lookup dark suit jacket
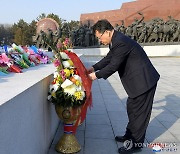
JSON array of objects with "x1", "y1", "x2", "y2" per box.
[{"x1": 93, "y1": 30, "x2": 160, "y2": 98}]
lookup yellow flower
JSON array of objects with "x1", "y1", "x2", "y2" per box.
[
  {"x1": 70, "y1": 69, "x2": 74, "y2": 75},
  {"x1": 51, "y1": 91, "x2": 56, "y2": 98},
  {"x1": 74, "y1": 91, "x2": 82, "y2": 100},
  {"x1": 63, "y1": 68, "x2": 71, "y2": 77},
  {"x1": 67, "y1": 59, "x2": 73, "y2": 66},
  {"x1": 75, "y1": 80, "x2": 81, "y2": 86},
  {"x1": 56, "y1": 76, "x2": 63, "y2": 84},
  {"x1": 74, "y1": 91, "x2": 85, "y2": 100}
]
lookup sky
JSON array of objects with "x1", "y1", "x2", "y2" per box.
[{"x1": 0, "y1": 0, "x2": 133, "y2": 24}]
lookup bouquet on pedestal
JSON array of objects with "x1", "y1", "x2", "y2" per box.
[
  {"x1": 47, "y1": 42, "x2": 86, "y2": 107},
  {"x1": 44, "y1": 36, "x2": 92, "y2": 153},
  {"x1": 47, "y1": 37, "x2": 92, "y2": 109}
]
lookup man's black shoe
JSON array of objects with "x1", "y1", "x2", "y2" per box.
[
  {"x1": 115, "y1": 136, "x2": 129, "y2": 142},
  {"x1": 118, "y1": 146, "x2": 142, "y2": 154}
]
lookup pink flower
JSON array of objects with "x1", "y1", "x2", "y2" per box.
[
  {"x1": 54, "y1": 59, "x2": 61, "y2": 67},
  {"x1": 59, "y1": 70, "x2": 66, "y2": 80},
  {"x1": 40, "y1": 56, "x2": 48, "y2": 64},
  {"x1": 56, "y1": 42, "x2": 62, "y2": 49},
  {"x1": 1, "y1": 53, "x2": 10, "y2": 64},
  {"x1": 63, "y1": 38, "x2": 69, "y2": 46}
]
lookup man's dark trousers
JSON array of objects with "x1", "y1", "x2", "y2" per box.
[{"x1": 125, "y1": 84, "x2": 157, "y2": 145}]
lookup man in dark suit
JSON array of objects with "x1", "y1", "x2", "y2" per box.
[{"x1": 88, "y1": 19, "x2": 160, "y2": 154}]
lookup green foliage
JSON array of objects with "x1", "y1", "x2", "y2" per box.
[
  {"x1": 47, "y1": 13, "x2": 64, "y2": 27},
  {"x1": 67, "y1": 20, "x2": 79, "y2": 31},
  {"x1": 13, "y1": 19, "x2": 35, "y2": 45},
  {"x1": 0, "y1": 24, "x2": 14, "y2": 45},
  {"x1": 29, "y1": 20, "x2": 37, "y2": 35},
  {"x1": 36, "y1": 13, "x2": 46, "y2": 21}
]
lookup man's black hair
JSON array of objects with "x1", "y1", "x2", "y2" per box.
[{"x1": 92, "y1": 19, "x2": 114, "y2": 34}]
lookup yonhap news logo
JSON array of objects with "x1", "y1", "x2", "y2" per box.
[
  {"x1": 149, "y1": 142, "x2": 177, "y2": 152},
  {"x1": 134, "y1": 142, "x2": 177, "y2": 152},
  {"x1": 123, "y1": 139, "x2": 133, "y2": 150}
]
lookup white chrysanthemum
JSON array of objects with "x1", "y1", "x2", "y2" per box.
[
  {"x1": 53, "y1": 71, "x2": 59, "y2": 78},
  {"x1": 50, "y1": 84, "x2": 59, "y2": 92},
  {"x1": 49, "y1": 84, "x2": 54, "y2": 91},
  {"x1": 47, "y1": 95, "x2": 52, "y2": 100},
  {"x1": 64, "y1": 85, "x2": 76, "y2": 95},
  {"x1": 61, "y1": 79, "x2": 73, "y2": 88},
  {"x1": 60, "y1": 52, "x2": 69, "y2": 59},
  {"x1": 73, "y1": 75, "x2": 82, "y2": 81},
  {"x1": 80, "y1": 91, "x2": 85, "y2": 100},
  {"x1": 62, "y1": 61, "x2": 70, "y2": 68},
  {"x1": 76, "y1": 86, "x2": 82, "y2": 91}
]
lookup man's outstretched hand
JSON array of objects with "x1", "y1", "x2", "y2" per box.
[
  {"x1": 86, "y1": 67, "x2": 97, "y2": 80},
  {"x1": 86, "y1": 67, "x2": 94, "y2": 74},
  {"x1": 88, "y1": 72, "x2": 97, "y2": 81}
]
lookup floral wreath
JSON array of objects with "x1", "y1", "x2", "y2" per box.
[{"x1": 47, "y1": 38, "x2": 86, "y2": 107}]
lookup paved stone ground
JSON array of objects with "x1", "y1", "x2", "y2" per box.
[{"x1": 49, "y1": 57, "x2": 180, "y2": 154}]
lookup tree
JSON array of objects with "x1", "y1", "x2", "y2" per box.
[
  {"x1": 13, "y1": 19, "x2": 32, "y2": 45},
  {"x1": 13, "y1": 27, "x2": 23, "y2": 45},
  {"x1": 0, "y1": 24, "x2": 14, "y2": 45},
  {"x1": 0, "y1": 25, "x2": 6, "y2": 45},
  {"x1": 47, "y1": 13, "x2": 63, "y2": 27},
  {"x1": 67, "y1": 20, "x2": 79, "y2": 31},
  {"x1": 29, "y1": 20, "x2": 37, "y2": 45},
  {"x1": 36, "y1": 13, "x2": 46, "y2": 21}
]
